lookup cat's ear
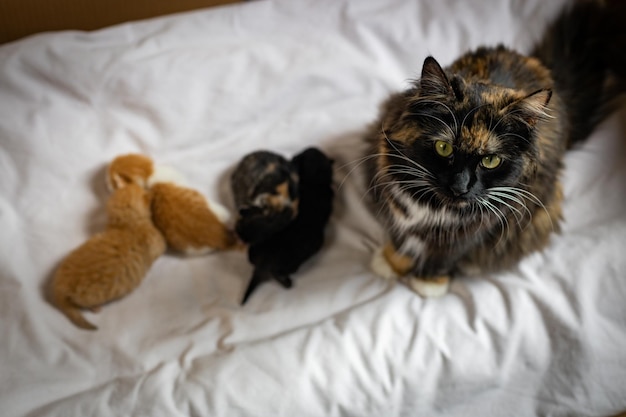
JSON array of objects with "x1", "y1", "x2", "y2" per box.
[
  {"x1": 420, "y1": 56, "x2": 454, "y2": 98},
  {"x1": 111, "y1": 173, "x2": 128, "y2": 190},
  {"x1": 502, "y1": 89, "x2": 553, "y2": 127}
]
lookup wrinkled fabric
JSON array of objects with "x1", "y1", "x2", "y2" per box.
[{"x1": 1, "y1": 0, "x2": 625, "y2": 416}]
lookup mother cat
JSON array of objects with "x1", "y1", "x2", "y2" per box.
[{"x1": 364, "y1": 0, "x2": 626, "y2": 297}]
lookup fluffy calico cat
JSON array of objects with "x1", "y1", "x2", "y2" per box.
[
  {"x1": 364, "y1": 0, "x2": 626, "y2": 297},
  {"x1": 231, "y1": 150, "x2": 299, "y2": 244},
  {"x1": 242, "y1": 148, "x2": 334, "y2": 304},
  {"x1": 108, "y1": 153, "x2": 240, "y2": 254},
  {"x1": 52, "y1": 184, "x2": 166, "y2": 330}
]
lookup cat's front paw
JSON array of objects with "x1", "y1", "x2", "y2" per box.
[
  {"x1": 370, "y1": 246, "x2": 400, "y2": 281},
  {"x1": 407, "y1": 275, "x2": 450, "y2": 298}
]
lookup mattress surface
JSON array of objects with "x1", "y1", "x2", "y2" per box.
[{"x1": 1, "y1": 0, "x2": 625, "y2": 416}]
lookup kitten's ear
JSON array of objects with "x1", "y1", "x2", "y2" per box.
[
  {"x1": 502, "y1": 89, "x2": 553, "y2": 126},
  {"x1": 420, "y1": 56, "x2": 454, "y2": 98},
  {"x1": 111, "y1": 173, "x2": 128, "y2": 190}
]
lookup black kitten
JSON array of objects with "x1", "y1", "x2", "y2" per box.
[
  {"x1": 241, "y1": 148, "x2": 334, "y2": 304},
  {"x1": 231, "y1": 150, "x2": 299, "y2": 244}
]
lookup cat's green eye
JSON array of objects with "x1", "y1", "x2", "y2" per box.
[
  {"x1": 434, "y1": 140, "x2": 453, "y2": 157},
  {"x1": 481, "y1": 155, "x2": 502, "y2": 169}
]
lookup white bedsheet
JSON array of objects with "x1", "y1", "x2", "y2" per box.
[{"x1": 1, "y1": 0, "x2": 625, "y2": 416}]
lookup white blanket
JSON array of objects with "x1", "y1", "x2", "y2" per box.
[{"x1": 1, "y1": 0, "x2": 625, "y2": 416}]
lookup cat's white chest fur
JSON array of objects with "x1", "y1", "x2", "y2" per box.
[
  {"x1": 371, "y1": 186, "x2": 453, "y2": 298},
  {"x1": 389, "y1": 185, "x2": 458, "y2": 231}
]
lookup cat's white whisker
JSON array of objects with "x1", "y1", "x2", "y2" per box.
[
  {"x1": 460, "y1": 103, "x2": 491, "y2": 129},
  {"x1": 372, "y1": 180, "x2": 429, "y2": 197},
  {"x1": 499, "y1": 132, "x2": 531, "y2": 144},
  {"x1": 404, "y1": 111, "x2": 456, "y2": 139},
  {"x1": 337, "y1": 152, "x2": 391, "y2": 191},
  {"x1": 487, "y1": 190, "x2": 533, "y2": 224},
  {"x1": 489, "y1": 108, "x2": 528, "y2": 133},
  {"x1": 489, "y1": 186, "x2": 555, "y2": 231},
  {"x1": 479, "y1": 197, "x2": 508, "y2": 247},
  {"x1": 380, "y1": 140, "x2": 436, "y2": 180},
  {"x1": 486, "y1": 194, "x2": 524, "y2": 224},
  {"x1": 410, "y1": 98, "x2": 459, "y2": 133}
]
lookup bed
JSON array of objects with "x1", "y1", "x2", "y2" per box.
[{"x1": 1, "y1": 0, "x2": 625, "y2": 415}]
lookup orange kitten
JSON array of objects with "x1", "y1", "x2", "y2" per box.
[
  {"x1": 151, "y1": 182, "x2": 242, "y2": 254},
  {"x1": 52, "y1": 183, "x2": 166, "y2": 330},
  {"x1": 105, "y1": 153, "x2": 154, "y2": 190},
  {"x1": 107, "y1": 153, "x2": 241, "y2": 255}
]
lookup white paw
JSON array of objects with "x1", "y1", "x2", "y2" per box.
[
  {"x1": 370, "y1": 247, "x2": 399, "y2": 281},
  {"x1": 407, "y1": 276, "x2": 450, "y2": 298}
]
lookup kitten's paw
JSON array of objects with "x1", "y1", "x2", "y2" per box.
[
  {"x1": 370, "y1": 247, "x2": 400, "y2": 281},
  {"x1": 407, "y1": 275, "x2": 450, "y2": 298}
]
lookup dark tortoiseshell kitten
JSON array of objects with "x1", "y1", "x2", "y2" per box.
[
  {"x1": 364, "y1": 1, "x2": 626, "y2": 297},
  {"x1": 231, "y1": 150, "x2": 299, "y2": 244}
]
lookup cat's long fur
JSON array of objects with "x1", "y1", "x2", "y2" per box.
[
  {"x1": 364, "y1": 0, "x2": 625, "y2": 296},
  {"x1": 52, "y1": 184, "x2": 166, "y2": 330}
]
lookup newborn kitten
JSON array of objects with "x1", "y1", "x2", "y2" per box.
[
  {"x1": 51, "y1": 184, "x2": 166, "y2": 330},
  {"x1": 150, "y1": 182, "x2": 241, "y2": 254},
  {"x1": 242, "y1": 148, "x2": 334, "y2": 304},
  {"x1": 107, "y1": 153, "x2": 240, "y2": 255},
  {"x1": 231, "y1": 150, "x2": 299, "y2": 244},
  {"x1": 363, "y1": 1, "x2": 626, "y2": 297},
  {"x1": 106, "y1": 153, "x2": 154, "y2": 190}
]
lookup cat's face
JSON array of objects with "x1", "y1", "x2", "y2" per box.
[{"x1": 379, "y1": 57, "x2": 551, "y2": 214}]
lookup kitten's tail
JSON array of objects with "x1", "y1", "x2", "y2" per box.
[
  {"x1": 241, "y1": 270, "x2": 265, "y2": 305},
  {"x1": 53, "y1": 291, "x2": 98, "y2": 331},
  {"x1": 531, "y1": 0, "x2": 626, "y2": 147},
  {"x1": 241, "y1": 269, "x2": 292, "y2": 305}
]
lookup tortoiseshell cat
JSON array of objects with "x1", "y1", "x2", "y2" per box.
[{"x1": 364, "y1": 1, "x2": 626, "y2": 297}]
